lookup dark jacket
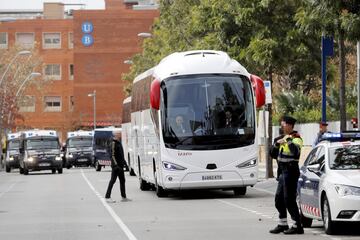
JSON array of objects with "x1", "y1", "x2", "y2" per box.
[{"x1": 111, "y1": 139, "x2": 126, "y2": 169}]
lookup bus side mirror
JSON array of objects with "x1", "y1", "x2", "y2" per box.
[
  {"x1": 250, "y1": 74, "x2": 265, "y2": 108},
  {"x1": 150, "y1": 79, "x2": 160, "y2": 110}
]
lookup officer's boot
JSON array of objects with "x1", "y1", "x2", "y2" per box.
[
  {"x1": 269, "y1": 225, "x2": 289, "y2": 234},
  {"x1": 283, "y1": 224, "x2": 304, "y2": 234}
]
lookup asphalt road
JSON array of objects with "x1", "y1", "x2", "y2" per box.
[{"x1": 0, "y1": 168, "x2": 359, "y2": 240}]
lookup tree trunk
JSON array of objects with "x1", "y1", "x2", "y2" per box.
[
  {"x1": 338, "y1": 25, "x2": 347, "y2": 131},
  {"x1": 266, "y1": 66, "x2": 274, "y2": 178}
]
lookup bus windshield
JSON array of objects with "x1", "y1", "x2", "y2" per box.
[
  {"x1": 161, "y1": 74, "x2": 255, "y2": 150},
  {"x1": 8, "y1": 140, "x2": 20, "y2": 150},
  {"x1": 68, "y1": 138, "x2": 92, "y2": 148},
  {"x1": 26, "y1": 138, "x2": 59, "y2": 150}
]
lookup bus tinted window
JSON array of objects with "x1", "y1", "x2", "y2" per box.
[{"x1": 161, "y1": 74, "x2": 255, "y2": 150}]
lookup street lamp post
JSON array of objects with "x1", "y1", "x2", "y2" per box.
[
  {"x1": 88, "y1": 90, "x2": 96, "y2": 130},
  {"x1": 15, "y1": 72, "x2": 41, "y2": 97}
]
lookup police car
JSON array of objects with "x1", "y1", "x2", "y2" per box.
[{"x1": 298, "y1": 132, "x2": 360, "y2": 235}]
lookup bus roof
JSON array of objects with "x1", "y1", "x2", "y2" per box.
[
  {"x1": 67, "y1": 130, "x2": 93, "y2": 138},
  {"x1": 136, "y1": 50, "x2": 250, "y2": 82},
  {"x1": 22, "y1": 130, "x2": 58, "y2": 138},
  {"x1": 123, "y1": 96, "x2": 131, "y2": 104},
  {"x1": 7, "y1": 132, "x2": 22, "y2": 140}
]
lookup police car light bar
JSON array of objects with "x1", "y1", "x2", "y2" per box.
[{"x1": 320, "y1": 132, "x2": 360, "y2": 142}]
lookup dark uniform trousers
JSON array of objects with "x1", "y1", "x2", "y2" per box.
[
  {"x1": 105, "y1": 167, "x2": 126, "y2": 199},
  {"x1": 275, "y1": 162, "x2": 301, "y2": 225}
]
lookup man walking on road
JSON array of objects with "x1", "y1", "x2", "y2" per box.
[
  {"x1": 269, "y1": 116, "x2": 304, "y2": 235},
  {"x1": 105, "y1": 130, "x2": 130, "y2": 203}
]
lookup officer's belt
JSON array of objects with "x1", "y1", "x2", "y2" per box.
[{"x1": 278, "y1": 156, "x2": 299, "y2": 163}]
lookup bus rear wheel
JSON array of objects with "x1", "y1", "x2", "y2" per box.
[{"x1": 233, "y1": 187, "x2": 246, "y2": 196}]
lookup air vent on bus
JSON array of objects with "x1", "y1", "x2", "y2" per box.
[
  {"x1": 184, "y1": 52, "x2": 219, "y2": 57},
  {"x1": 206, "y1": 163, "x2": 217, "y2": 170}
]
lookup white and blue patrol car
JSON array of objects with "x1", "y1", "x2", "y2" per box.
[{"x1": 298, "y1": 132, "x2": 360, "y2": 235}]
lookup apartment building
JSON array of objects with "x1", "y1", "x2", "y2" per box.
[{"x1": 0, "y1": 0, "x2": 158, "y2": 141}]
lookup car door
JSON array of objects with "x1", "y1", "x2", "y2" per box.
[{"x1": 299, "y1": 146, "x2": 324, "y2": 218}]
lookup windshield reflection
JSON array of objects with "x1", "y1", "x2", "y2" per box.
[
  {"x1": 329, "y1": 145, "x2": 360, "y2": 170},
  {"x1": 26, "y1": 139, "x2": 59, "y2": 150},
  {"x1": 68, "y1": 138, "x2": 92, "y2": 148}
]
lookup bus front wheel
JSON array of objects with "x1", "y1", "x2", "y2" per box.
[{"x1": 234, "y1": 187, "x2": 246, "y2": 196}]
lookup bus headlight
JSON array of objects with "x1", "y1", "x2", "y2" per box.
[
  {"x1": 163, "y1": 161, "x2": 187, "y2": 171},
  {"x1": 236, "y1": 158, "x2": 257, "y2": 168},
  {"x1": 335, "y1": 184, "x2": 360, "y2": 197},
  {"x1": 55, "y1": 156, "x2": 62, "y2": 161},
  {"x1": 27, "y1": 157, "x2": 34, "y2": 162},
  {"x1": 8, "y1": 156, "x2": 14, "y2": 161},
  {"x1": 67, "y1": 154, "x2": 73, "y2": 158}
]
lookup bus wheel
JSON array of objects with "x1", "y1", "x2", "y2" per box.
[
  {"x1": 5, "y1": 165, "x2": 11, "y2": 173},
  {"x1": 95, "y1": 161, "x2": 101, "y2": 171},
  {"x1": 155, "y1": 177, "x2": 168, "y2": 198},
  {"x1": 52, "y1": 169, "x2": 56, "y2": 174},
  {"x1": 129, "y1": 168, "x2": 136, "y2": 176},
  {"x1": 58, "y1": 168, "x2": 63, "y2": 174},
  {"x1": 139, "y1": 178, "x2": 150, "y2": 191},
  {"x1": 234, "y1": 187, "x2": 246, "y2": 196}
]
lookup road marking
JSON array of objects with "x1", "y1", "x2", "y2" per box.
[
  {"x1": 0, "y1": 182, "x2": 17, "y2": 199},
  {"x1": 81, "y1": 169, "x2": 138, "y2": 240},
  {"x1": 253, "y1": 187, "x2": 275, "y2": 196}
]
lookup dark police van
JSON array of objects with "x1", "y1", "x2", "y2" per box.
[
  {"x1": 19, "y1": 130, "x2": 63, "y2": 175},
  {"x1": 64, "y1": 130, "x2": 93, "y2": 168},
  {"x1": 5, "y1": 132, "x2": 21, "y2": 172},
  {"x1": 93, "y1": 127, "x2": 123, "y2": 171}
]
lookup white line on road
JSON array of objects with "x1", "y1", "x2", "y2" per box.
[
  {"x1": 0, "y1": 182, "x2": 17, "y2": 199},
  {"x1": 81, "y1": 169, "x2": 138, "y2": 240},
  {"x1": 253, "y1": 187, "x2": 275, "y2": 196}
]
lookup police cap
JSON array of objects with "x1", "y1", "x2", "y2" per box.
[{"x1": 282, "y1": 116, "x2": 297, "y2": 126}]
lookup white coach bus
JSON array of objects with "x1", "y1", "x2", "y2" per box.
[
  {"x1": 130, "y1": 50, "x2": 265, "y2": 197},
  {"x1": 122, "y1": 97, "x2": 136, "y2": 176}
]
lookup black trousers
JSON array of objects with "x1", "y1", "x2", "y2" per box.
[
  {"x1": 105, "y1": 167, "x2": 126, "y2": 198},
  {"x1": 275, "y1": 163, "x2": 301, "y2": 225}
]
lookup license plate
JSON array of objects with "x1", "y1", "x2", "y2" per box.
[
  {"x1": 202, "y1": 175, "x2": 222, "y2": 181},
  {"x1": 78, "y1": 159, "x2": 88, "y2": 162},
  {"x1": 39, "y1": 163, "x2": 50, "y2": 167}
]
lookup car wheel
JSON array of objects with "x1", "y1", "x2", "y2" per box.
[
  {"x1": 5, "y1": 165, "x2": 11, "y2": 173},
  {"x1": 52, "y1": 169, "x2": 56, "y2": 174},
  {"x1": 58, "y1": 168, "x2": 63, "y2": 174},
  {"x1": 234, "y1": 187, "x2": 246, "y2": 196},
  {"x1": 322, "y1": 196, "x2": 336, "y2": 235},
  {"x1": 95, "y1": 161, "x2": 101, "y2": 171},
  {"x1": 19, "y1": 166, "x2": 24, "y2": 174}
]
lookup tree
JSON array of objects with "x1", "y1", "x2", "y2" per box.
[
  {"x1": 296, "y1": 0, "x2": 360, "y2": 131},
  {"x1": 0, "y1": 45, "x2": 45, "y2": 160}
]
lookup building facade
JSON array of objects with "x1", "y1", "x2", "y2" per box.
[{"x1": 0, "y1": 1, "x2": 158, "y2": 141}]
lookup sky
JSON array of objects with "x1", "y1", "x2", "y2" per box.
[{"x1": 0, "y1": 0, "x2": 105, "y2": 10}]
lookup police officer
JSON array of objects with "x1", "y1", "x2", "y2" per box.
[
  {"x1": 312, "y1": 121, "x2": 329, "y2": 147},
  {"x1": 105, "y1": 130, "x2": 131, "y2": 202},
  {"x1": 269, "y1": 116, "x2": 304, "y2": 234}
]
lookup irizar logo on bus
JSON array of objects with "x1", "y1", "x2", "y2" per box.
[{"x1": 177, "y1": 152, "x2": 192, "y2": 156}]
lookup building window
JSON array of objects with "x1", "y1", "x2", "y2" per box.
[
  {"x1": 69, "y1": 64, "x2": 74, "y2": 80},
  {"x1": 44, "y1": 64, "x2": 61, "y2": 80},
  {"x1": 68, "y1": 32, "x2": 73, "y2": 49},
  {"x1": 69, "y1": 96, "x2": 74, "y2": 112},
  {"x1": 15, "y1": 32, "x2": 35, "y2": 49},
  {"x1": 0, "y1": 32, "x2": 8, "y2": 49},
  {"x1": 43, "y1": 32, "x2": 61, "y2": 49},
  {"x1": 18, "y1": 96, "x2": 35, "y2": 112},
  {"x1": 44, "y1": 96, "x2": 61, "y2": 112}
]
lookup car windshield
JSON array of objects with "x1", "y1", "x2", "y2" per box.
[
  {"x1": 26, "y1": 138, "x2": 59, "y2": 150},
  {"x1": 161, "y1": 74, "x2": 255, "y2": 150},
  {"x1": 329, "y1": 145, "x2": 360, "y2": 170},
  {"x1": 68, "y1": 137, "x2": 92, "y2": 148},
  {"x1": 8, "y1": 140, "x2": 20, "y2": 150}
]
